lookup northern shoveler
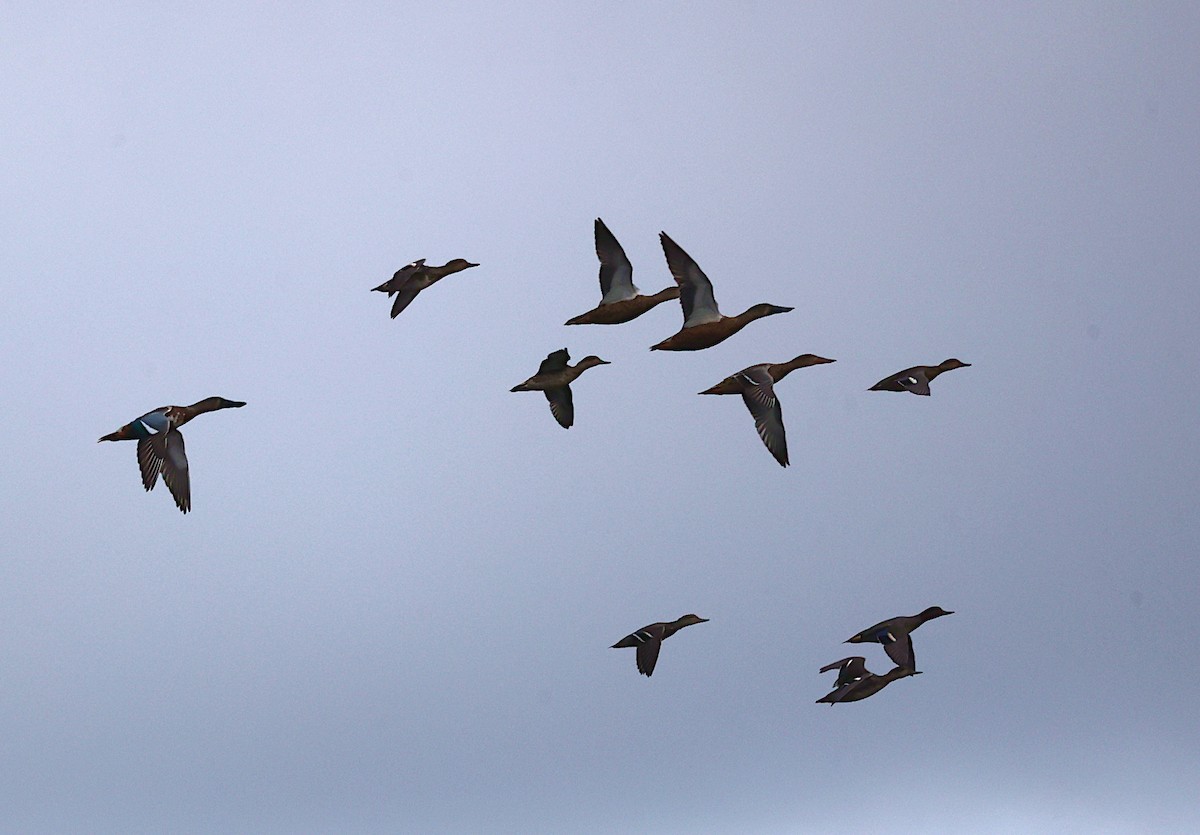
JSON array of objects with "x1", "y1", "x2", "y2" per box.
[
  {"x1": 99, "y1": 397, "x2": 246, "y2": 513},
  {"x1": 650, "y1": 232, "x2": 792, "y2": 351}
]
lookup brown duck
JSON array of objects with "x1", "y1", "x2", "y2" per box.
[
  {"x1": 846, "y1": 606, "x2": 954, "y2": 672},
  {"x1": 816, "y1": 658, "x2": 920, "y2": 705},
  {"x1": 650, "y1": 232, "x2": 793, "y2": 351},
  {"x1": 611, "y1": 614, "x2": 708, "y2": 676},
  {"x1": 98, "y1": 397, "x2": 246, "y2": 513},
  {"x1": 700, "y1": 354, "x2": 835, "y2": 467},
  {"x1": 510, "y1": 349, "x2": 609, "y2": 429},
  {"x1": 371, "y1": 258, "x2": 478, "y2": 319},
  {"x1": 564, "y1": 218, "x2": 680, "y2": 325},
  {"x1": 869, "y1": 359, "x2": 970, "y2": 396}
]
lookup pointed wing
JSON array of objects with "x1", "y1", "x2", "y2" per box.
[
  {"x1": 544, "y1": 386, "x2": 574, "y2": 429},
  {"x1": 137, "y1": 435, "x2": 163, "y2": 491},
  {"x1": 537, "y1": 349, "x2": 570, "y2": 375},
  {"x1": 595, "y1": 218, "x2": 637, "y2": 304},
  {"x1": 636, "y1": 638, "x2": 663, "y2": 676},
  {"x1": 390, "y1": 283, "x2": 423, "y2": 318},
  {"x1": 884, "y1": 632, "x2": 915, "y2": 670},
  {"x1": 738, "y1": 367, "x2": 788, "y2": 467},
  {"x1": 161, "y1": 429, "x2": 191, "y2": 513},
  {"x1": 659, "y1": 233, "x2": 722, "y2": 327}
]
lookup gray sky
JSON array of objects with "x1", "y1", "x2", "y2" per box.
[{"x1": 2, "y1": 3, "x2": 1198, "y2": 832}]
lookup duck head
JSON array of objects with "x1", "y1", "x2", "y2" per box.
[
  {"x1": 575, "y1": 356, "x2": 611, "y2": 370},
  {"x1": 742, "y1": 303, "x2": 794, "y2": 321}
]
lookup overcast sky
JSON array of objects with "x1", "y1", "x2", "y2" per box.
[{"x1": 2, "y1": 3, "x2": 1198, "y2": 832}]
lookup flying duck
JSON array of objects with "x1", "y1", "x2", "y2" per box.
[
  {"x1": 869, "y1": 359, "x2": 970, "y2": 396},
  {"x1": 564, "y1": 218, "x2": 680, "y2": 325},
  {"x1": 699, "y1": 354, "x2": 835, "y2": 467},
  {"x1": 816, "y1": 660, "x2": 920, "y2": 704},
  {"x1": 371, "y1": 258, "x2": 478, "y2": 319},
  {"x1": 650, "y1": 233, "x2": 793, "y2": 351},
  {"x1": 611, "y1": 614, "x2": 709, "y2": 676},
  {"x1": 846, "y1": 606, "x2": 953, "y2": 672},
  {"x1": 510, "y1": 348, "x2": 610, "y2": 428},
  {"x1": 99, "y1": 397, "x2": 246, "y2": 513}
]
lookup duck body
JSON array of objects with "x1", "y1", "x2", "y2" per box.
[
  {"x1": 650, "y1": 232, "x2": 792, "y2": 351},
  {"x1": 510, "y1": 349, "x2": 610, "y2": 428},
  {"x1": 565, "y1": 219, "x2": 680, "y2": 325},
  {"x1": 846, "y1": 606, "x2": 953, "y2": 672},
  {"x1": 869, "y1": 358, "x2": 970, "y2": 396},
  {"x1": 99, "y1": 397, "x2": 246, "y2": 514},
  {"x1": 611, "y1": 614, "x2": 708, "y2": 677},
  {"x1": 371, "y1": 258, "x2": 478, "y2": 319},
  {"x1": 566, "y1": 289, "x2": 680, "y2": 325},
  {"x1": 817, "y1": 662, "x2": 919, "y2": 704},
  {"x1": 699, "y1": 355, "x2": 835, "y2": 467}
]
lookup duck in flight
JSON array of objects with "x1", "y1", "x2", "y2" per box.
[
  {"x1": 869, "y1": 359, "x2": 970, "y2": 396},
  {"x1": 816, "y1": 657, "x2": 920, "y2": 704},
  {"x1": 699, "y1": 354, "x2": 835, "y2": 467},
  {"x1": 564, "y1": 218, "x2": 680, "y2": 325},
  {"x1": 510, "y1": 349, "x2": 609, "y2": 429},
  {"x1": 99, "y1": 397, "x2": 246, "y2": 513},
  {"x1": 846, "y1": 606, "x2": 953, "y2": 672},
  {"x1": 650, "y1": 233, "x2": 793, "y2": 351},
  {"x1": 611, "y1": 614, "x2": 708, "y2": 677},
  {"x1": 371, "y1": 258, "x2": 478, "y2": 319}
]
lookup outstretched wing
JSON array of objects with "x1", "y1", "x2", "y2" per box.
[
  {"x1": 137, "y1": 435, "x2": 163, "y2": 491},
  {"x1": 537, "y1": 349, "x2": 570, "y2": 375},
  {"x1": 160, "y1": 429, "x2": 191, "y2": 513},
  {"x1": 390, "y1": 283, "x2": 425, "y2": 318},
  {"x1": 636, "y1": 638, "x2": 663, "y2": 676},
  {"x1": 738, "y1": 367, "x2": 788, "y2": 467},
  {"x1": 595, "y1": 218, "x2": 637, "y2": 304},
  {"x1": 660, "y1": 233, "x2": 721, "y2": 327},
  {"x1": 884, "y1": 632, "x2": 915, "y2": 670},
  {"x1": 544, "y1": 386, "x2": 574, "y2": 429}
]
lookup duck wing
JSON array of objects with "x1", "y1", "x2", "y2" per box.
[
  {"x1": 595, "y1": 218, "x2": 637, "y2": 304},
  {"x1": 161, "y1": 429, "x2": 191, "y2": 513},
  {"x1": 870, "y1": 366, "x2": 930, "y2": 395},
  {"x1": 136, "y1": 435, "x2": 163, "y2": 491},
  {"x1": 389, "y1": 283, "x2": 424, "y2": 318},
  {"x1": 537, "y1": 349, "x2": 570, "y2": 375},
  {"x1": 897, "y1": 371, "x2": 931, "y2": 396},
  {"x1": 659, "y1": 233, "x2": 722, "y2": 327},
  {"x1": 738, "y1": 366, "x2": 788, "y2": 467},
  {"x1": 636, "y1": 638, "x2": 663, "y2": 676},
  {"x1": 544, "y1": 386, "x2": 574, "y2": 429},
  {"x1": 884, "y1": 632, "x2": 915, "y2": 670}
]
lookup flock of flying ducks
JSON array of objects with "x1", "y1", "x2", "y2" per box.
[{"x1": 98, "y1": 218, "x2": 968, "y2": 703}]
